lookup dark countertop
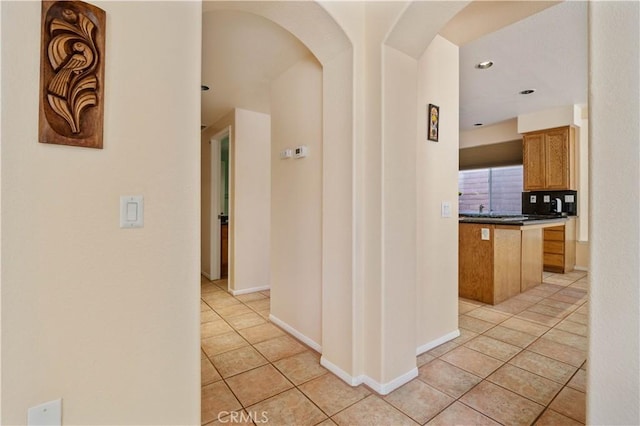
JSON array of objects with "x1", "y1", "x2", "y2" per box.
[{"x1": 458, "y1": 214, "x2": 569, "y2": 226}]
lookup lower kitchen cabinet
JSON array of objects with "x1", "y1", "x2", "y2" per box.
[
  {"x1": 459, "y1": 223, "x2": 545, "y2": 305},
  {"x1": 543, "y1": 218, "x2": 576, "y2": 273}
]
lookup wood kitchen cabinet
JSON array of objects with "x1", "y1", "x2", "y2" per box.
[
  {"x1": 543, "y1": 218, "x2": 576, "y2": 273},
  {"x1": 523, "y1": 126, "x2": 576, "y2": 191},
  {"x1": 459, "y1": 223, "x2": 545, "y2": 305}
]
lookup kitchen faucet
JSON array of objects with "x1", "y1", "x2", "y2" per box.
[{"x1": 479, "y1": 204, "x2": 485, "y2": 214}]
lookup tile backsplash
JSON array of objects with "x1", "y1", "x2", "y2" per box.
[{"x1": 522, "y1": 190, "x2": 578, "y2": 216}]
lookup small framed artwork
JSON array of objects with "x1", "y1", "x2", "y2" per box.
[{"x1": 428, "y1": 103, "x2": 439, "y2": 142}]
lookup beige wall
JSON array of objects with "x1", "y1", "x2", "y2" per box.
[
  {"x1": 588, "y1": 2, "x2": 640, "y2": 424},
  {"x1": 1, "y1": 1, "x2": 201, "y2": 424},
  {"x1": 416, "y1": 35, "x2": 460, "y2": 352},
  {"x1": 381, "y1": 44, "x2": 418, "y2": 384},
  {"x1": 201, "y1": 109, "x2": 270, "y2": 295},
  {"x1": 232, "y1": 109, "x2": 271, "y2": 294},
  {"x1": 270, "y1": 57, "x2": 323, "y2": 348},
  {"x1": 459, "y1": 118, "x2": 520, "y2": 149}
]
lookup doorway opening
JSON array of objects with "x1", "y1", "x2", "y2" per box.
[{"x1": 209, "y1": 126, "x2": 231, "y2": 281}]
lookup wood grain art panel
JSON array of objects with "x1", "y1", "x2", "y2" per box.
[{"x1": 39, "y1": 0, "x2": 106, "y2": 149}]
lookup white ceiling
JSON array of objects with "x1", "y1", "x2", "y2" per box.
[
  {"x1": 201, "y1": 9, "x2": 313, "y2": 127},
  {"x1": 201, "y1": 1, "x2": 588, "y2": 132},
  {"x1": 459, "y1": 1, "x2": 588, "y2": 130}
]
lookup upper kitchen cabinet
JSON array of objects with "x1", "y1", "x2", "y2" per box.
[{"x1": 523, "y1": 126, "x2": 576, "y2": 191}]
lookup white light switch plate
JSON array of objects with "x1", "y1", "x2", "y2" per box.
[
  {"x1": 481, "y1": 228, "x2": 490, "y2": 240},
  {"x1": 441, "y1": 201, "x2": 452, "y2": 218},
  {"x1": 120, "y1": 195, "x2": 144, "y2": 228},
  {"x1": 28, "y1": 398, "x2": 61, "y2": 426},
  {"x1": 530, "y1": 195, "x2": 537, "y2": 203},
  {"x1": 543, "y1": 195, "x2": 551, "y2": 203}
]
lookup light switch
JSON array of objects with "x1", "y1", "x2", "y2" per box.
[
  {"x1": 441, "y1": 201, "x2": 452, "y2": 218},
  {"x1": 481, "y1": 228, "x2": 490, "y2": 240},
  {"x1": 530, "y1": 195, "x2": 537, "y2": 203},
  {"x1": 126, "y1": 202, "x2": 138, "y2": 221},
  {"x1": 565, "y1": 194, "x2": 575, "y2": 203},
  {"x1": 120, "y1": 196, "x2": 144, "y2": 228},
  {"x1": 280, "y1": 149, "x2": 292, "y2": 159}
]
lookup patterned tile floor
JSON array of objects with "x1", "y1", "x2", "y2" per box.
[{"x1": 201, "y1": 271, "x2": 588, "y2": 425}]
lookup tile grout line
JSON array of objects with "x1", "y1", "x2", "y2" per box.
[{"x1": 202, "y1": 272, "x2": 588, "y2": 425}]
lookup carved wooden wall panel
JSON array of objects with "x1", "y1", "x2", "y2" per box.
[{"x1": 39, "y1": 0, "x2": 106, "y2": 149}]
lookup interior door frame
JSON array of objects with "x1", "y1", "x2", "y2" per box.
[{"x1": 209, "y1": 126, "x2": 230, "y2": 280}]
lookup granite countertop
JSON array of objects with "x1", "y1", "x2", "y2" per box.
[{"x1": 458, "y1": 214, "x2": 568, "y2": 226}]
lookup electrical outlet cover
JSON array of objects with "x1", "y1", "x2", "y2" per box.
[{"x1": 28, "y1": 399, "x2": 61, "y2": 426}]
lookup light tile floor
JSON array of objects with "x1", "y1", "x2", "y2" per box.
[{"x1": 201, "y1": 271, "x2": 588, "y2": 425}]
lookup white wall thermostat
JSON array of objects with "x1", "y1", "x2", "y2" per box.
[{"x1": 294, "y1": 145, "x2": 309, "y2": 158}]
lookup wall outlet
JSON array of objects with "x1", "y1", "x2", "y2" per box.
[
  {"x1": 481, "y1": 228, "x2": 490, "y2": 240},
  {"x1": 530, "y1": 195, "x2": 537, "y2": 203},
  {"x1": 28, "y1": 399, "x2": 62, "y2": 426},
  {"x1": 543, "y1": 195, "x2": 551, "y2": 203}
]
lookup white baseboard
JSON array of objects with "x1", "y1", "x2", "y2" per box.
[
  {"x1": 574, "y1": 266, "x2": 589, "y2": 272},
  {"x1": 201, "y1": 271, "x2": 213, "y2": 280},
  {"x1": 231, "y1": 285, "x2": 270, "y2": 296},
  {"x1": 416, "y1": 329, "x2": 460, "y2": 356},
  {"x1": 320, "y1": 356, "x2": 362, "y2": 386},
  {"x1": 320, "y1": 356, "x2": 418, "y2": 395},
  {"x1": 269, "y1": 314, "x2": 322, "y2": 353},
  {"x1": 361, "y1": 367, "x2": 419, "y2": 395}
]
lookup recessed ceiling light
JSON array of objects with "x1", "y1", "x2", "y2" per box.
[
  {"x1": 201, "y1": 85, "x2": 210, "y2": 91},
  {"x1": 474, "y1": 123, "x2": 484, "y2": 127},
  {"x1": 519, "y1": 89, "x2": 536, "y2": 95},
  {"x1": 475, "y1": 61, "x2": 494, "y2": 70}
]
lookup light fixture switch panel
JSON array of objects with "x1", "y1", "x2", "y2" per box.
[
  {"x1": 565, "y1": 194, "x2": 575, "y2": 203},
  {"x1": 28, "y1": 398, "x2": 62, "y2": 426},
  {"x1": 120, "y1": 195, "x2": 144, "y2": 228},
  {"x1": 280, "y1": 149, "x2": 292, "y2": 159},
  {"x1": 441, "y1": 201, "x2": 452, "y2": 218},
  {"x1": 481, "y1": 228, "x2": 490, "y2": 240}
]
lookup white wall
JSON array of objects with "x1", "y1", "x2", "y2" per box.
[
  {"x1": 381, "y1": 44, "x2": 418, "y2": 384},
  {"x1": 588, "y1": 2, "x2": 640, "y2": 424},
  {"x1": 416, "y1": 35, "x2": 460, "y2": 352},
  {"x1": 1, "y1": 1, "x2": 201, "y2": 424},
  {"x1": 232, "y1": 109, "x2": 271, "y2": 294},
  {"x1": 517, "y1": 105, "x2": 581, "y2": 134},
  {"x1": 270, "y1": 57, "x2": 323, "y2": 348}
]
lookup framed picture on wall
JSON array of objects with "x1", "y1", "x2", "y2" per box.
[{"x1": 428, "y1": 104, "x2": 439, "y2": 142}]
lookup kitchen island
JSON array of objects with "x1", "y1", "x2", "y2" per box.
[{"x1": 459, "y1": 215, "x2": 567, "y2": 305}]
